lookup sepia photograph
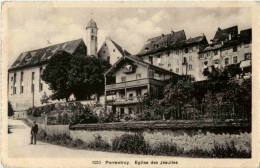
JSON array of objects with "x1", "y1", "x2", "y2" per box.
[{"x1": 1, "y1": 1, "x2": 259, "y2": 168}]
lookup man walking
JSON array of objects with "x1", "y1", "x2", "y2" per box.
[{"x1": 31, "y1": 121, "x2": 38, "y2": 145}]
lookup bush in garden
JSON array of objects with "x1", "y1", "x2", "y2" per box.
[
  {"x1": 27, "y1": 107, "x2": 33, "y2": 115},
  {"x1": 87, "y1": 135, "x2": 111, "y2": 150},
  {"x1": 97, "y1": 108, "x2": 116, "y2": 123},
  {"x1": 149, "y1": 142, "x2": 182, "y2": 156},
  {"x1": 212, "y1": 141, "x2": 251, "y2": 158},
  {"x1": 112, "y1": 133, "x2": 148, "y2": 154},
  {"x1": 57, "y1": 113, "x2": 62, "y2": 124},
  {"x1": 69, "y1": 104, "x2": 98, "y2": 125},
  {"x1": 32, "y1": 108, "x2": 41, "y2": 117},
  {"x1": 62, "y1": 113, "x2": 70, "y2": 125},
  {"x1": 8, "y1": 101, "x2": 14, "y2": 117}
]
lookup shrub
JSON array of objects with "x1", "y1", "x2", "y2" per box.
[
  {"x1": 27, "y1": 107, "x2": 33, "y2": 116},
  {"x1": 69, "y1": 105, "x2": 98, "y2": 125},
  {"x1": 8, "y1": 101, "x2": 14, "y2": 117},
  {"x1": 97, "y1": 108, "x2": 115, "y2": 123},
  {"x1": 62, "y1": 113, "x2": 70, "y2": 125},
  {"x1": 212, "y1": 141, "x2": 251, "y2": 158},
  {"x1": 149, "y1": 142, "x2": 183, "y2": 156},
  {"x1": 87, "y1": 135, "x2": 110, "y2": 150},
  {"x1": 112, "y1": 133, "x2": 148, "y2": 154}
]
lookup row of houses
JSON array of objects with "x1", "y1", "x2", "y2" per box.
[
  {"x1": 8, "y1": 19, "x2": 252, "y2": 115},
  {"x1": 137, "y1": 26, "x2": 251, "y2": 81},
  {"x1": 103, "y1": 26, "x2": 252, "y2": 117}
]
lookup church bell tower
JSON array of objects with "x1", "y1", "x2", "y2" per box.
[{"x1": 86, "y1": 16, "x2": 98, "y2": 56}]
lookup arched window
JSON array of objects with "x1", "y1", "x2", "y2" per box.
[{"x1": 91, "y1": 35, "x2": 94, "y2": 40}]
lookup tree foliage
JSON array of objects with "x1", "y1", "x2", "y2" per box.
[
  {"x1": 68, "y1": 55, "x2": 111, "y2": 100},
  {"x1": 41, "y1": 51, "x2": 73, "y2": 101},
  {"x1": 41, "y1": 52, "x2": 111, "y2": 101}
]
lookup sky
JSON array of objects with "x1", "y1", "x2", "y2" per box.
[{"x1": 6, "y1": 7, "x2": 251, "y2": 67}]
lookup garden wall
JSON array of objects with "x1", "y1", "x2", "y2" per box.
[
  {"x1": 69, "y1": 120, "x2": 251, "y2": 154},
  {"x1": 26, "y1": 115, "x2": 70, "y2": 136}
]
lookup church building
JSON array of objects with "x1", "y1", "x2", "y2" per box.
[{"x1": 8, "y1": 18, "x2": 129, "y2": 111}]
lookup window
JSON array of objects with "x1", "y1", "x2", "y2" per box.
[
  {"x1": 233, "y1": 46, "x2": 237, "y2": 52},
  {"x1": 31, "y1": 84, "x2": 34, "y2": 93},
  {"x1": 157, "y1": 55, "x2": 160, "y2": 58},
  {"x1": 95, "y1": 37, "x2": 97, "y2": 41},
  {"x1": 20, "y1": 86, "x2": 23, "y2": 94},
  {"x1": 32, "y1": 72, "x2": 35, "y2": 81},
  {"x1": 200, "y1": 54, "x2": 204, "y2": 59},
  {"x1": 14, "y1": 73, "x2": 16, "y2": 84},
  {"x1": 233, "y1": 56, "x2": 238, "y2": 64},
  {"x1": 225, "y1": 58, "x2": 229, "y2": 65},
  {"x1": 168, "y1": 63, "x2": 171, "y2": 67},
  {"x1": 20, "y1": 71, "x2": 24, "y2": 94},
  {"x1": 113, "y1": 49, "x2": 115, "y2": 52},
  {"x1": 107, "y1": 56, "x2": 110, "y2": 63},
  {"x1": 176, "y1": 68, "x2": 179, "y2": 73},
  {"x1": 91, "y1": 35, "x2": 94, "y2": 40},
  {"x1": 183, "y1": 57, "x2": 187, "y2": 64},
  {"x1": 204, "y1": 61, "x2": 208, "y2": 66},
  {"x1": 170, "y1": 69, "x2": 172, "y2": 72},
  {"x1": 214, "y1": 50, "x2": 218, "y2": 55},
  {"x1": 92, "y1": 29, "x2": 93, "y2": 33},
  {"x1": 188, "y1": 64, "x2": 192, "y2": 70},
  {"x1": 159, "y1": 63, "x2": 164, "y2": 66},
  {"x1": 13, "y1": 87, "x2": 16, "y2": 94},
  {"x1": 245, "y1": 53, "x2": 251, "y2": 60},
  {"x1": 103, "y1": 51, "x2": 105, "y2": 54},
  {"x1": 136, "y1": 74, "x2": 141, "y2": 79},
  {"x1": 167, "y1": 52, "x2": 170, "y2": 57},
  {"x1": 11, "y1": 77, "x2": 13, "y2": 81},
  {"x1": 120, "y1": 108, "x2": 124, "y2": 117},
  {"x1": 39, "y1": 83, "x2": 43, "y2": 92},
  {"x1": 121, "y1": 76, "x2": 126, "y2": 82},
  {"x1": 21, "y1": 71, "x2": 24, "y2": 82},
  {"x1": 117, "y1": 57, "x2": 120, "y2": 60},
  {"x1": 104, "y1": 43, "x2": 106, "y2": 46}
]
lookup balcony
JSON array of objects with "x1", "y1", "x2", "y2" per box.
[
  {"x1": 105, "y1": 78, "x2": 166, "y2": 91},
  {"x1": 107, "y1": 96, "x2": 144, "y2": 105}
]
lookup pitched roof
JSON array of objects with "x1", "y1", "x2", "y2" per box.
[
  {"x1": 9, "y1": 39, "x2": 85, "y2": 71},
  {"x1": 213, "y1": 26, "x2": 238, "y2": 43},
  {"x1": 199, "y1": 44, "x2": 223, "y2": 53},
  {"x1": 199, "y1": 28, "x2": 252, "y2": 53},
  {"x1": 110, "y1": 39, "x2": 131, "y2": 56},
  {"x1": 105, "y1": 54, "x2": 181, "y2": 77},
  {"x1": 174, "y1": 35, "x2": 208, "y2": 49},
  {"x1": 138, "y1": 30, "x2": 186, "y2": 56},
  {"x1": 239, "y1": 28, "x2": 252, "y2": 41}
]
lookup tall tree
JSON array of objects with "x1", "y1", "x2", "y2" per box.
[
  {"x1": 68, "y1": 55, "x2": 111, "y2": 100},
  {"x1": 41, "y1": 51, "x2": 73, "y2": 101}
]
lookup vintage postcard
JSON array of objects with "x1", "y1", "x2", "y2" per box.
[{"x1": 1, "y1": 1, "x2": 260, "y2": 168}]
